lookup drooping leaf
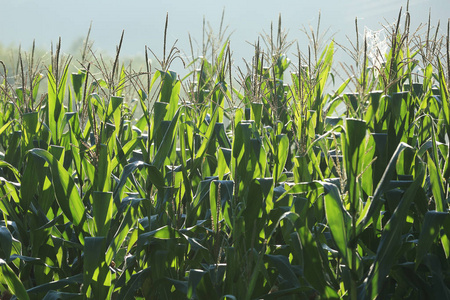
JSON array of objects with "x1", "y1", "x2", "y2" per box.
[
  {"x1": 0, "y1": 258, "x2": 30, "y2": 300},
  {"x1": 0, "y1": 226, "x2": 12, "y2": 261},
  {"x1": 42, "y1": 291, "x2": 83, "y2": 300},
  {"x1": 359, "y1": 162, "x2": 425, "y2": 299},
  {"x1": 265, "y1": 254, "x2": 300, "y2": 288},
  {"x1": 27, "y1": 274, "x2": 83, "y2": 295},
  {"x1": 416, "y1": 212, "x2": 449, "y2": 268},
  {"x1": 27, "y1": 149, "x2": 86, "y2": 230},
  {"x1": 117, "y1": 267, "x2": 152, "y2": 300},
  {"x1": 323, "y1": 182, "x2": 353, "y2": 269}
]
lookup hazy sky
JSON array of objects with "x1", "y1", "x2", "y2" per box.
[{"x1": 0, "y1": 0, "x2": 448, "y2": 67}]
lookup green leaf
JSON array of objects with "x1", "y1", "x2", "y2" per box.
[
  {"x1": 438, "y1": 58, "x2": 450, "y2": 128},
  {"x1": 422, "y1": 254, "x2": 450, "y2": 299},
  {"x1": 4, "y1": 131, "x2": 22, "y2": 170},
  {"x1": 275, "y1": 134, "x2": 289, "y2": 183},
  {"x1": 71, "y1": 71, "x2": 86, "y2": 102},
  {"x1": 47, "y1": 62, "x2": 70, "y2": 143},
  {"x1": 83, "y1": 237, "x2": 110, "y2": 299},
  {"x1": 359, "y1": 162, "x2": 425, "y2": 299},
  {"x1": 416, "y1": 212, "x2": 449, "y2": 268},
  {"x1": 113, "y1": 160, "x2": 164, "y2": 204},
  {"x1": 21, "y1": 153, "x2": 45, "y2": 212},
  {"x1": 138, "y1": 226, "x2": 180, "y2": 247},
  {"x1": 343, "y1": 119, "x2": 366, "y2": 210},
  {"x1": 107, "y1": 96, "x2": 123, "y2": 129},
  {"x1": 106, "y1": 202, "x2": 137, "y2": 264},
  {"x1": 297, "y1": 226, "x2": 338, "y2": 298},
  {"x1": 427, "y1": 152, "x2": 446, "y2": 213},
  {"x1": 27, "y1": 149, "x2": 86, "y2": 230},
  {"x1": 0, "y1": 227, "x2": 12, "y2": 261},
  {"x1": 195, "y1": 107, "x2": 219, "y2": 161},
  {"x1": 0, "y1": 258, "x2": 30, "y2": 300},
  {"x1": 427, "y1": 141, "x2": 450, "y2": 257},
  {"x1": 152, "y1": 108, "x2": 181, "y2": 169},
  {"x1": 157, "y1": 70, "x2": 180, "y2": 120},
  {"x1": 265, "y1": 254, "x2": 300, "y2": 288},
  {"x1": 187, "y1": 269, "x2": 206, "y2": 299},
  {"x1": 110, "y1": 136, "x2": 140, "y2": 168},
  {"x1": 210, "y1": 180, "x2": 233, "y2": 234},
  {"x1": 117, "y1": 268, "x2": 152, "y2": 300},
  {"x1": 150, "y1": 101, "x2": 168, "y2": 144},
  {"x1": 42, "y1": 291, "x2": 83, "y2": 300},
  {"x1": 232, "y1": 121, "x2": 251, "y2": 159},
  {"x1": 0, "y1": 120, "x2": 13, "y2": 136},
  {"x1": 95, "y1": 143, "x2": 111, "y2": 192},
  {"x1": 357, "y1": 142, "x2": 413, "y2": 233},
  {"x1": 27, "y1": 274, "x2": 83, "y2": 295},
  {"x1": 323, "y1": 182, "x2": 353, "y2": 269},
  {"x1": 22, "y1": 112, "x2": 39, "y2": 148},
  {"x1": 91, "y1": 191, "x2": 113, "y2": 237}
]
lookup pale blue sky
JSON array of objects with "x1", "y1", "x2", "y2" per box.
[{"x1": 0, "y1": 0, "x2": 447, "y2": 66}]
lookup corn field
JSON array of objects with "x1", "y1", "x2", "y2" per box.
[{"x1": 0, "y1": 8, "x2": 450, "y2": 300}]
